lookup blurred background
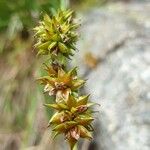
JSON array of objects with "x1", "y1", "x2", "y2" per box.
[{"x1": 0, "y1": 0, "x2": 149, "y2": 150}]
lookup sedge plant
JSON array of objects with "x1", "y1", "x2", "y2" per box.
[{"x1": 34, "y1": 9, "x2": 95, "y2": 150}]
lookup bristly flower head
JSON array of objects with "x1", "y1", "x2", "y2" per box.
[
  {"x1": 34, "y1": 9, "x2": 96, "y2": 150},
  {"x1": 45, "y1": 94, "x2": 94, "y2": 149},
  {"x1": 34, "y1": 10, "x2": 79, "y2": 59},
  {"x1": 37, "y1": 66, "x2": 85, "y2": 101}
]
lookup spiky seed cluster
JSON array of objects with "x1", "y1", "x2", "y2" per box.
[
  {"x1": 34, "y1": 10, "x2": 95, "y2": 150},
  {"x1": 37, "y1": 66, "x2": 85, "y2": 101},
  {"x1": 34, "y1": 10, "x2": 78, "y2": 59}
]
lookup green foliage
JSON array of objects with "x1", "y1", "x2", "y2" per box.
[
  {"x1": 71, "y1": 0, "x2": 108, "y2": 10},
  {"x1": 0, "y1": 0, "x2": 69, "y2": 148},
  {"x1": 0, "y1": 0, "x2": 69, "y2": 32}
]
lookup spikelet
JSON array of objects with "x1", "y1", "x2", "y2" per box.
[
  {"x1": 34, "y1": 10, "x2": 79, "y2": 59},
  {"x1": 34, "y1": 9, "x2": 95, "y2": 150}
]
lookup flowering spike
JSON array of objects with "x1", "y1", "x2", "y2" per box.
[
  {"x1": 34, "y1": 9, "x2": 96, "y2": 150},
  {"x1": 34, "y1": 10, "x2": 78, "y2": 59}
]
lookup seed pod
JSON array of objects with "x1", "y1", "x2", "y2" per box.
[
  {"x1": 77, "y1": 95, "x2": 90, "y2": 106},
  {"x1": 74, "y1": 116, "x2": 94, "y2": 125},
  {"x1": 48, "y1": 42, "x2": 57, "y2": 51},
  {"x1": 48, "y1": 111, "x2": 70, "y2": 126},
  {"x1": 58, "y1": 42, "x2": 69, "y2": 53},
  {"x1": 53, "y1": 121, "x2": 77, "y2": 132},
  {"x1": 78, "y1": 125, "x2": 92, "y2": 140}
]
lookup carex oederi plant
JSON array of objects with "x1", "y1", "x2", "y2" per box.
[{"x1": 34, "y1": 9, "x2": 95, "y2": 150}]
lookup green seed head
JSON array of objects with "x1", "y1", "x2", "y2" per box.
[
  {"x1": 45, "y1": 93, "x2": 94, "y2": 148},
  {"x1": 34, "y1": 10, "x2": 79, "y2": 59},
  {"x1": 34, "y1": 9, "x2": 96, "y2": 150}
]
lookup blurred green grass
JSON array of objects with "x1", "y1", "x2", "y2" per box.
[
  {"x1": 0, "y1": 0, "x2": 111, "y2": 149},
  {"x1": 0, "y1": 0, "x2": 69, "y2": 149}
]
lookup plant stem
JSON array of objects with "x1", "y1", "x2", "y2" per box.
[{"x1": 73, "y1": 144, "x2": 78, "y2": 150}]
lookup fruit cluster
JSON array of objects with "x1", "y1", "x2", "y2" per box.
[{"x1": 34, "y1": 10, "x2": 94, "y2": 150}]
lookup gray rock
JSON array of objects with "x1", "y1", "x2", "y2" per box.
[
  {"x1": 86, "y1": 36, "x2": 150, "y2": 150},
  {"x1": 73, "y1": 1, "x2": 150, "y2": 150}
]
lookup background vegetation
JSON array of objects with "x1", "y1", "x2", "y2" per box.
[{"x1": 0, "y1": 0, "x2": 127, "y2": 149}]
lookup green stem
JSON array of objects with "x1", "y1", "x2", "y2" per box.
[{"x1": 73, "y1": 144, "x2": 78, "y2": 150}]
